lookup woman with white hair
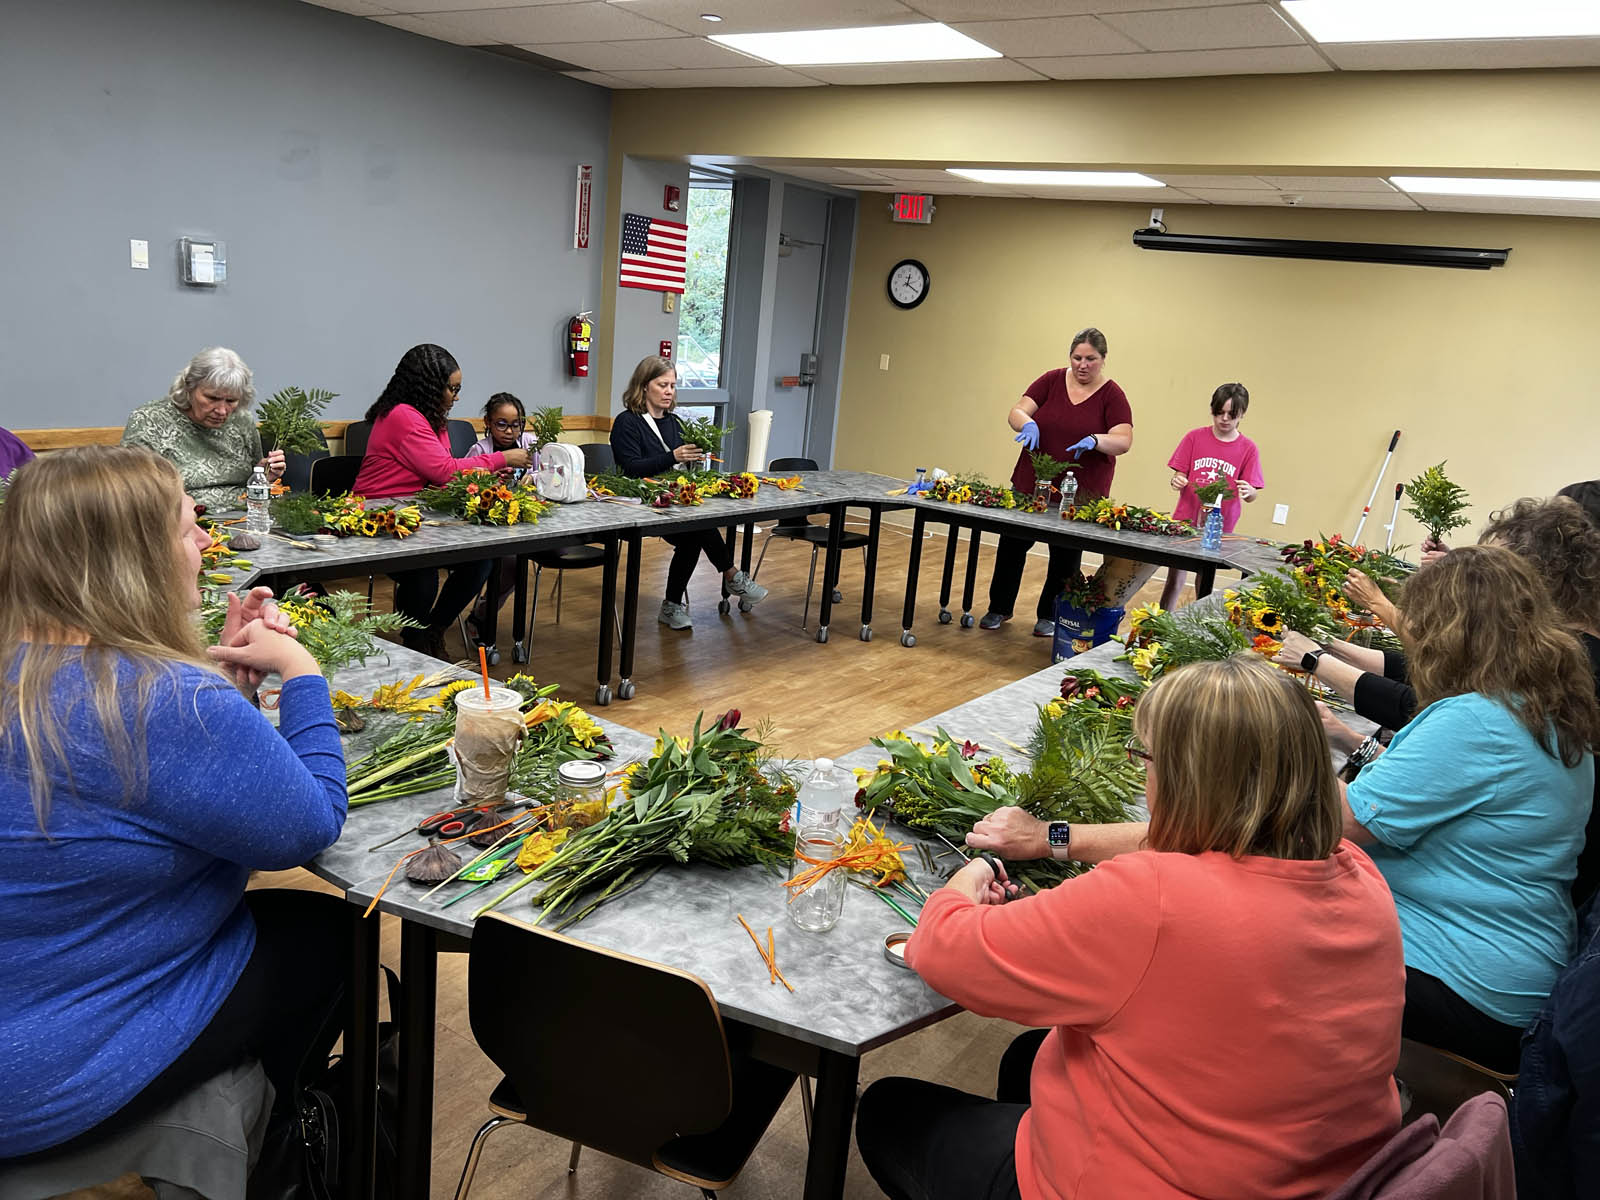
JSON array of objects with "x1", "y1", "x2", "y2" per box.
[{"x1": 121, "y1": 347, "x2": 284, "y2": 510}]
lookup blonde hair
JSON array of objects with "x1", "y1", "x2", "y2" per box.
[
  {"x1": 621, "y1": 356, "x2": 676, "y2": 415},
  {"x1": 1401, "y1": 544, "x2": 1599, "y2": 768},
  {"x1": 1139, "y1": 655, "x2": 1342, "y2": 861},
  {"x1": 0, "y1": 447, "x2": 214, "y2": 829},
  {"x1": 165, "y1": 346, "x2": 254, "y2": 412}
]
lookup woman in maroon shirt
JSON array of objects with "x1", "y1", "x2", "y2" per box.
[{"x1": 981, "y1": 328, "x2": 1134, "y2": 635}]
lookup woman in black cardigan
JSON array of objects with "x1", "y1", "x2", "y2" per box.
[{"x1": 609, "y1": 356, "x2": 768, "y2": 630}]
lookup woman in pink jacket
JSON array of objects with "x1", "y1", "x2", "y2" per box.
[
  {"x1": 856, "y1": 655, "x2": 1406, "y2": 1200},
  {"x1": 354, "y1": 344, "x2": 530, "y2": 658}
]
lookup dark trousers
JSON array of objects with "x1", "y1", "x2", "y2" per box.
[
  {"x1": 1404, "y1": 966, "x2": 1524, "y2": 1073},
  {"x1": 663, "y1": 530, "x2": 732, "y2": 604},
  {"x1": 856, "y1": 1030, "x2": 1047, "y2": 1200},
  {"x1": 392, "y1": 560, "x2": 494, "y2": 631},
  {"x1": 987, "y1": 536, "x2": 1083, "y2": 621},
  {"x1": 27, "y1": 890, "x2": 350, "y2": 1157}
]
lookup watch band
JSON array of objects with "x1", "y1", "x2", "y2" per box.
[{"x1": 1301, "y1": 648, "x2": 1324, "y2": 674}]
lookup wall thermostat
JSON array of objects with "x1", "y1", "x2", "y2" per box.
[{"x1": 178, "y1": 237, "x2": 226, "y2": 287}]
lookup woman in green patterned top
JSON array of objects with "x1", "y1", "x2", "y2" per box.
[{"x1": 121, "y1": 348, "x2": 284, "y2": 511}]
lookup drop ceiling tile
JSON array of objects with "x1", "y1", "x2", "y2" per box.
[
  {"x1": 399, "y1": 3, "x2": 685, "y2": 43},
  {"x1": 371, "y1": 12, "x2": 489, "y2": 44},
  {"x1": 300, "y1": 0, "x2": 397, "y2": 16},
  {"x1": 620, "y1": 0, "x2": 919, "y2": 37},
  {"x1": 1322, "y1": 38, "x2": 1600, "y2": 72},
  {"x1": 948, "y1": 16, "x2": 1142, "y2": 57},
  {"x1": 906, "y1": 0, "x2": 1250, "y2": 18},
  {"x1": 1412, "y1": 195, "x2": 1600, "y2": 220},
  {"x1": 774, "y1": 165, "x2": 896, "y2": 183},
  {"x1": 562, "y1": 69, "x2": 639, "y2": 87},
  {"x1": 533, "y1": 36, "x2": 760, "y2": 69},
  {"x1": 1100, "y1": 4, "x2": 1303, "y2": 51},
  {"x1": 1015, "y1": 186, "x2": 1180, "y2": 202},
  {"x1": 384, "y1": 0, "x2": 580, "y2": 11},
  {"x1": 1255, "y1": 176, "x2": 1399, "y2": 193},
  {"x1": 869, "y1": 167, "x2": 988, "y2": 182},
  {"x1": 1154, "y1": 174, "x2": 1274, "y2": 189},
  {"x1": 602, "y1": 65, "x2": 826, "y2": 85},
  {"x1": 1177, "y1": 188, "x2": 1420, "y2": 210},
  {"x1": 1020, "y1": 44, "x2": 1327, "y2": 78},
  {"x1": 795, "y1": 58, "x2": 1049, "y2": 84}
]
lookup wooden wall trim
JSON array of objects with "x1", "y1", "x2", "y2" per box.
[{"x1": 16, "y1": 414, "x2": 612, "y2": 452}]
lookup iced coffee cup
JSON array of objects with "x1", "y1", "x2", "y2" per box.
[{"x1": 453, "y1": 686, "x2": 524, "y2": 805}]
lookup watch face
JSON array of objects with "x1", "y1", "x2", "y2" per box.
[
  {"x1": 887, "y1": 259, "x2": 929, "y2": 309},
  {"x1": 1047, "y1": 821, "x2": 1071, "y2": 848}
]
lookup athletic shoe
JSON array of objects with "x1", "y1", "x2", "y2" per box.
[
  {"x1": 726, "y1": 570, "x2": 769, "y2": 606},
  {"x1": 1033, "y1": 620, "x2": 1055, "y2": 638},
  {"x1": 659, "y1": 599, "x2": 692, "y2": 630},
  {"x1": 978, "y1": 611, "x2": 1007, "y2": 630}
]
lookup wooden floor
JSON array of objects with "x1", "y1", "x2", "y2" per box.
[{"x1": 71, "y1": 520, "x2": 1180, "y2": 1200}]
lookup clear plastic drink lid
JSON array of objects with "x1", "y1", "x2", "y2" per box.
[{"x1": 454, "y1": 687, "x2": 522, "y2": 714}]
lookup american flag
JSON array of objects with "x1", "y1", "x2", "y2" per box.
[{"x1": 619, "y1": 213, "x2": 688, "y2": 293}]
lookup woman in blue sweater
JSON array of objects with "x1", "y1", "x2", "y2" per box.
[
  {"x1": 610, "y1": 355, "x2": 768, "y2": 629},
  {"x1": 0, "y1": 447, "x2": 350, "y2": 1158}
]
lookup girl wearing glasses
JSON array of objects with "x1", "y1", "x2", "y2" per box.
[{"x1": 468, "y1": 392, "x2": 541, "y2": 467}]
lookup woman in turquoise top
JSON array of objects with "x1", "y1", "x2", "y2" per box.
[{"x1": 1343, "y1": 545, "x2": 1599, "y2": 1072}]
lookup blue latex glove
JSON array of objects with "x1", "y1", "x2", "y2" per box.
[
  {"x1": 1013, "y1": 420, "x2": 1040, "y2": 451},
  {"x1": 906, "y1": 479, "x2": 932, "y2": 494},
  {"x1": 1067, "y1": 435, "x2": 1098, "y2": 459}
]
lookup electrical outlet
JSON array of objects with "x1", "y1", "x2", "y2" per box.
[
  {"x1": 879, "y1": 354, "x2": 890, "y2": 371},
  {"x1": 1272, "y1": 503, "x2": 1289, "y2": 525}
]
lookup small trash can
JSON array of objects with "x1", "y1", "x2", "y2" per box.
[{"x1": 1052, "y1": 601, "x2": 1125, "y2": 663}]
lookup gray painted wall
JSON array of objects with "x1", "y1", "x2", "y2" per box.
[
  {"x1": 0, "y1": 0, "x2": 610, "y2": 429},
  {"x1": 607, "y1": 155, "x2": 691, "y2": 414}
]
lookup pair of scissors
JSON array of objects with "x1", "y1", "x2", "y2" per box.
[
  {"x1": 933, "y1": 832, "x2": 1016, "y2": 899},
  {"x1": 365, "y1": 803, "x2": 511, "y2": 853}
]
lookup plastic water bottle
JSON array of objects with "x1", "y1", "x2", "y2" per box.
[
  {"x1": 787, "y1": 759, "x2": 847, "y2": 933},
  {"x1": 913, "y1": 467, "x2": 927, "y2": 493},
  {"x1": 245, "y1": 464, "x2": 271, "y2": 534}
]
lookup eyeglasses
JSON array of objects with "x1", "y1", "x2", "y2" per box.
[
  {"x1": 446, "y1": 382, "x2": 462, "y2": 396},
  {"x1": 490, "y1": 418, "x2": 524, "y2": 431},
  {"x1": 1124, "y1": 735, "x2": 1152, "y2": 765}
]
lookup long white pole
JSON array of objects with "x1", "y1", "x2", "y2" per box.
[
  {"x1": 1384, "y1": 483, "x2": 1404, "y2": 551},
  {"x1": 1354, "y1": 430, "x2": 1401, "y2": 543}
]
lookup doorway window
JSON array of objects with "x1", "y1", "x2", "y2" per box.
[{"x1": 677, "y1": 184, "x2": 732, "y2": 402}]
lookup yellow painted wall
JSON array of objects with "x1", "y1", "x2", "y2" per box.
[{"x1": 837, "y1": 196, "x2": 1600, "y2": 542}]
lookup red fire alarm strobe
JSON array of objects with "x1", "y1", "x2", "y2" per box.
[
  {"x1": 663, "y1": 185, "x2": 682, "y2": 212},
  {"x1": 659, "y1": 340, "x2": 673, "y2": 360}
]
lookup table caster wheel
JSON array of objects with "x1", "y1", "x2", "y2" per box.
[
  {"x1": 594, "y1": 685, "x2": 612, "y2": 706},
  {"x1": 938, "y1": 609, "x2": 952, "y2": 624},
  {"x1": 960, "y1": 614, "x2": 975, "y2": 629},
  {"x1": 900, "y1": 631, "x2": 917, "y2": 648},
  {"x1": 832, "y1": 588, "x2": 843, "y2": 604},
  {"x1": 484, "y1": 646, "x2": 501, "y2": 667},
  {"x1": 718, "y1": 598, "x2": 731, "y2": 616},
  {"x1": 513, "y1": 642, "x2": 529, "y2": 664},
  {"x1": 815, "y1": 627, "x2": 829, "y2": 644},
  {"x1": 618, "y1": 679, "x2": 636, "y2": 700},
  {"x1": 738, "y1": 598, "x2": 754, "y2": 613},
  {"x1": 859, "y1": 626, "x2": 872, "y2": 642}
]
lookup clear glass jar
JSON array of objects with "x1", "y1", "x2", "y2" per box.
[
  {"x1": 787, "y1": 820, "x2": 847, "y2": 933},
  {"x1": 1032, "y1": 479, "x2": 1052, "y2": 510},
  {"x1": 555, "y1": 759, "x2": 607, "y2": 825}
]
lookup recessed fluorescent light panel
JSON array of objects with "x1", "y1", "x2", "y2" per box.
[
  {"x1": 948, "y1": 169, "x2": 1166, "y2": 188},
  {"x1": 709, "y1": 23, "x2": 1000, "y2": 66},
  {"x1": 1283, "y1": 0, "x2": 1600, "y2": 43},
  {"x1": 1391, "y1": 176, "x2": 1600, "y2": 201}
]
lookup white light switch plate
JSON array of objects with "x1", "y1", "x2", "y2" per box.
[
  {"x1": 130, "y1": 239, "x2": 149, "y2": 269},
  {"x1": 1272, "y1": 503, "x2": 1289, "y2": 525},
  {"x1": 879, "y1": 354, "x2": 890, "y2": 371}
]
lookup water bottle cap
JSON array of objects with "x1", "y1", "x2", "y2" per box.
[{"x1": 814, "y1": 757, "x2": 833, "y2": 771}]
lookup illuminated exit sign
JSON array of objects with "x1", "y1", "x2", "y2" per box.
[{"x1": 890, "y1": 193, "x2": 935, "y2": 224}]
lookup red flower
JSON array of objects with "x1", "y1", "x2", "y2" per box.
[
  {"x1": 960, "y1": 739, "x2": 981, "y2": 759},
  {"x1": 1084, "y1": 686, "x2": 1101, "y2": 700},
  {"x1": 779, "y1": 811, "x2": 792, "y2": 834},
  {"x1": 1115, "y1": 695, "x2": 1136, "y2": 709},
  {"x1": 1060, "y1": 677, "x2": 1081, "y2": 699},
  {"x1": 466, "y1": 483, "x2": 479, "y2": 495},
  {"x1": 716, "y1": 708, "x2": 741, "y2": 730}
]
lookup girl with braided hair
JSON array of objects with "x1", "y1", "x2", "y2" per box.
[{"x1": 355, "y1": 344, "x2": 531, "y2": 657}]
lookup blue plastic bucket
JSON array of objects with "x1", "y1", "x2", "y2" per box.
[{"x1": 1052, "y1": 601, "x2": 1125, "y2": 663}]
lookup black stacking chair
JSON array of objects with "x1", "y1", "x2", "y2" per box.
[
  {"x1": 751, "y1": 457, "x2": 869, "y2": 629},
  {"x1": 342, "y1": 419, "x2": 373, "y2": 457},
  {"x1": 453, "y1": 914, "x2": 797, "y2": 1200},
  {"x1": 307, "y1": 453, "x2": 362, "y2": 497},
  {"x1": 448, "y1": 419, "x2": 479, "y2": 457},
  {"x1": 261, "y1": 429, "x2": 330, "y2": 495}
]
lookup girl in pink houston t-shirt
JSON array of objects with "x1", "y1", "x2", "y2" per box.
[{"x1": 1160, "y1": 382, "x2": 1266, "y2": 608}]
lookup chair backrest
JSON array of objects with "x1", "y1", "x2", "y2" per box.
[
  {"x1": 767, "y1": 458, "x2": 819, "y2": 530},
  {"x1": 447, "y1": 419, "x2": 479, "y2": 457},
  {"x1": 308, "y1": 453, "x2": 363, "y2": 497},
  {"x1": 342, "y1": 419, "x2": 373, "y2": 457},
  {"x1": 1395, "y1": 1038, "x2": 1516, "y2": 1127},
  {"x1": 469, "y1": 913, "x2": 732, "y2": 1170},
  {"x1": 580, "y1": 442, "x2": 615, "y2": 475}
]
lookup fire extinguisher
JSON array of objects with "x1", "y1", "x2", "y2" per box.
[{"x1": 567, "y1": 311, "x2": 593, "y2": 378}]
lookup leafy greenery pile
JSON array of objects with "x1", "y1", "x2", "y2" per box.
[
  {"x1": 529, "y1": 406, "x2": 565, "y2": 447},
  {"x1": 257, "y1": 387, "x2": 336, "y2": 456},
  {"x1": 475, "y1": 711, "x2": 796, "y2": 928},
  {"x1": 676, "y1": 415, "x2": 737, "y2": 458},
  {"x1": 419, "y1": 469, "x2": 550, "y2": 526},
  {"x1": 1404, "y1": 462, "x2": 1471, "y2": 542},
  {"x1": 927, "y1": 475, "x2": 1045, "y2": 512},
  {"x1": 1028, "y1": 451, "x2": 1082, "y2": 485},
  {"x1": 1120, "y1": 602, "x2": 1251, "y2": 680},
  {"x1": 200, "y1": 583, "x2": 413, "y2": 679},
  {"x1": 1065, "y1": 496, "x2": 1192, "y2": 536}
]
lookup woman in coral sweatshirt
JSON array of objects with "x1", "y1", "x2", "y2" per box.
[
  {"x1": 856, "y1": 654, "x2": 1406, "y2": 1200},
  {"x1": 354, "y1": 343, "x2": 530, "y2": 657}
]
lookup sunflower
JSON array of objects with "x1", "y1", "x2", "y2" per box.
[
  {"x1": 360, "y1": 519, "x2": 378, "y2": 537},
  {"x1": 435, "y1": 679, "x2": 477, "y2": 708},
  {"x1": 1252, "y1": 609, "x2": 1285, "y2": 635}
]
